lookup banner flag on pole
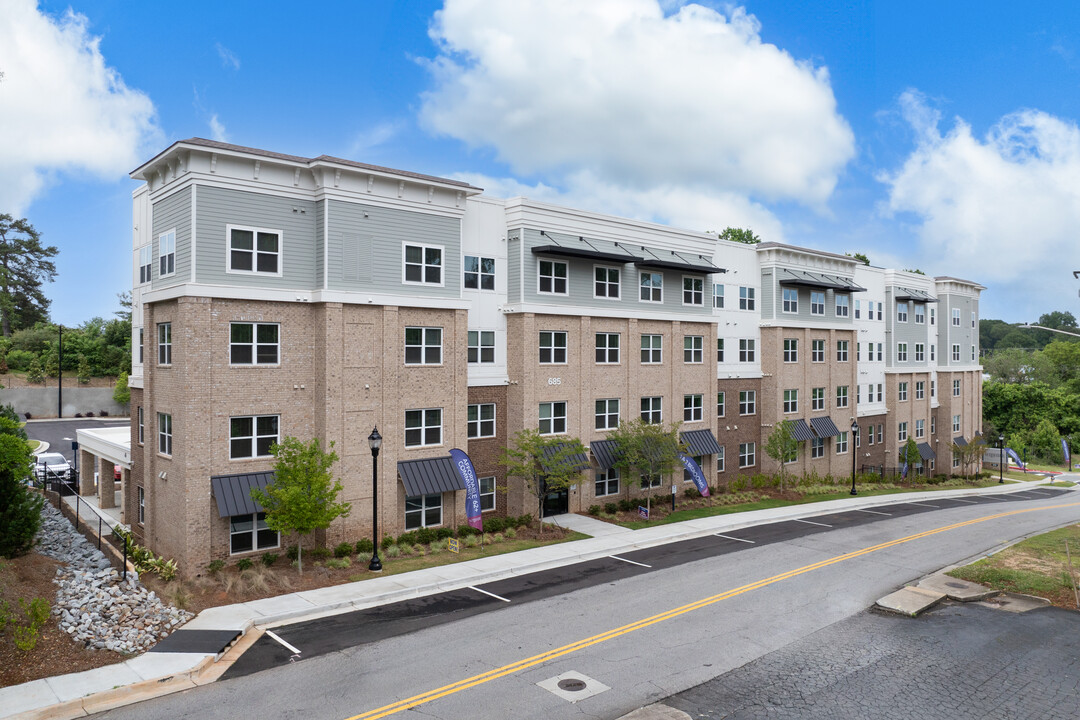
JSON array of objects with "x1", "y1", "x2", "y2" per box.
[
  {"x1": 449, "y1": 448, "x2": 483, "y2": 529},
  {"x1": 678, "y1": 452, "x2": 710, "y2": 497},
  {"x1": 1005, "y1": 448, "x2": 1025, "y2": 470},
  {"x1": 1063, "y1": 438, "x2": 1071, "y2": 469}
]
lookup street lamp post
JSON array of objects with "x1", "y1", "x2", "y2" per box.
[
  {"x1": 850, "y1": 419, "x2": 859, "y2": 496},
  {"x1": 998, "y1": 434, "x2": 1005, "y2": 484},
  {"x1": 368, "y1": 426, "x2": 383, "y2": 572}
]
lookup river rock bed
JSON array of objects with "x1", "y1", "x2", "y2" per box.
[{"x1": 35, "y1": 502, "x2": 193, "y2": 654}]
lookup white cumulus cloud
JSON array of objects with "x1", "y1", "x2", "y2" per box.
[
  {"x1": 420, "y1": 0, "x2": 853, "y2": 235},
  {"x1": 0, "y1": 0, "x2": 160, "y2": 214},
  {"x1": 209, "y1": 114, "x2": 228, "y2": 142}
]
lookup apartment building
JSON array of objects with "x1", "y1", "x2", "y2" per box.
[{"x1": 126, "y1": 139, "x2": 983, "y2": 572}]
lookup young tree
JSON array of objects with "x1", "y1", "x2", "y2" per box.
[
  {"x1": 113, "y1": 371, "x2": 130, "y2": 405},
  {"x1": 500, "y1": 428, "x2": 587, "y2": 535},
  {"x1": 608, "y1": 418, "x2": 684, "y2": 516},
  {"x1": 763, "y1": 420, "x2": 799, "y2": 492},
  {"x1": 950, "y1": 439, "x2": 984, "y2": 479},
  {"x1": 249, "y1": 437, "x2": 350, "y2": 573},
  {"x1": 0, "y1": 433, "x2": 43, "y2": 557},
  {"x1": 717, "y1": 227, "x2": 761, "y2": 245},
  {"x1": 0, "y1": 215, "x2": 58, "y2": 337},
  {"x1": 900, "y1": 438, "x2": 922, "y2": 480},
  {"x1": 77, "y1": 354, "x2": 91, "y2": 384},
  {"x1": 26, "y1": 356, "x2": 43, "y2": 384}
]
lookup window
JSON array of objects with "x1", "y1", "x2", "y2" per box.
[
  {"x1": 857, "y1": 385, "x2": 861, "y2": 404},
  {"x1": 856, "y1": 343, "x2": 860, "y2": 361},
  {"x1": 811, "y1": 437, "x2": 825, "y2": 459},
  {"x1": 739, "y1": 390, "x2": 756, "y2": 415},
  {"x1": 683, "y1": 277, "x2": 704, "y2": 306},
  {"x1": 837, "y1": 340, "x2": 849, "y2": 362},
  {"x1": 898, "y1": 382, "x2": 908, "y2": 401},
  {"x1": 595, "y1": 398, "x2": 620, "y2": 430},
  {"x1": 898, "y1": 422, "x2": 908, "y2": 442},
  {"x1": 683, "y1": 455, "x2": 705, "y2": 482},
  {"x1": 684, "y1": 394, "x2": 703, "y2": 422},
  {"x1": 836, "y1": 385, "x2": 849, "y2": 408},
  {"x1": 867, "y1": 300, "x2": 874, "y2": 319},
  {"x1": 595, "y1": 468, "x2": 620, "y2": 497},
  {"x1": 739, "y1": 286, "x2": 756, "y2": 310},
  {"x1": 931, "y1": 380, "x2": 936, "y2": 398},
  {"x1": 467, "y1": 403, "x2": 496, "y2": 439},
  {"x1": 157, "y1": 323, "x2": 171, "y2": 365},
  {"x1": 479, "y1": 476, "x2": 496, "y2": 511},
  {"x1": 782, "y1": 288, "x2": 798, "y2": 313},
  {"x1": 137, "y1": 486, "x2": 145, "y2": 524},
  {"x1": 897, "y1": 343, "x2": 907, "y2": 362},
  {"x1": 158, "y1": 230, "x2": 175, "y2": 277},
  {"x1": 539, "y1": 402, "x2": 566, "y2": 435},
  {"x1": 739, "y1": 338, "x2": 756, "y2": 362},
  {"x1": 405, "y1": 327, "x2": 443, "y2": 365},
  {"x1": 783, "y1": 338, "x2": 798, "y2": 363},
  {"x1": 953, "y1": 456, "x2": 961, "y2": 469},
  {"x1": 930, "y1": 416, "x2": 937, "y2": 435},
  {"x1": 684, "y1": 335, "x2": 703, "y2": 363},
  {"x1": 593, "y1": 265, "x2": 621, "y2": 299},
  {"x1": 157, "y1": 413, "x2": 172, "y2": 456},
  {"x1": 783, "y1": 389, "x2": 798, "y2": 414},
  {"x1": 641, "y1": 396, "x2": 662, "y2": 424},
  {"x1": 952, "y1": 344, "x2": 960, "y2": 362},
  {"x1": 405, "y1": 494, "x2": 442, "y2": 529},
  {"x1": 228, "y1": 226, "x2": 280, "y2": 275},
  {"x1": 877, "y1": 343, "x2": 883, "y2": 361},
  {"x1": 877, "y1": 383, "x2": 883, "y2": 402},
  {"x1": 835, "y1": 431, "x2": 848, "y2": 454},
  {"x1": 930, "y1": 307, "x2": 936, "y2": 325},
  {"x1": 867, "y1": 427, "x2": 874, "y2": 445},
  {"x1": 971, "y1": 311, "x2": 976, "y2": 328},
  {"x1": 916, "y1": 419, "x2": 925, "y2": 438},
  {"x1": 138, "y1": 245, "x2": 153, "y2": 284},
  {"x1": 866, "y1": 384, "x2": 874, "y2": 404},
  {"x1": 916, "y1": 381, "x2": 925, "y2": 400},
  {"x1": 952, "y1": 414, "x2": 961, "y2": 433},
  {"x1": 641, "y1": 334, "x2": 662, "y2": 364},
  {"x1": 464, "y1": 255, "x2": 495, "y2": 290},
  {"x1": 717, "y1": 446, "x2": 725, "y2": 472},
  {"x1": 539, "y1": 331, "x2": 568, "y2": 364},
  {"x1": 930, "y1": 345, "x2": 936, "y2": 362},
  {"x1": 835, "y1": 294, "x2": 849, "y2": 317},
  {"x1": 640, "y1": 473, "x2": 663, "y2": 490},
  {"x1": 952, "y1": 308, "x2": 961, "y2": 326},
  {"x1": 739, "y1": 442, "x2": 756, "y2": 468},
  {"x1": 810, "y1": 291, "x2": 825, "y2": 315},
  {"x1": 230, "y1": 512, "x2": 279, "y2": 554},
  {"x1": 138, "y1": 328, "x2": 143, "y2": 364},
  {"x1": 137, "y1": 407, "x2": 144, "y2": 444},
  {"x1": 468, "y1": 331, "x2": 496, "y2": 364},
  {"x1": 404, "y1": 243, "x2": 443, "y2": 285},
  {"x1": 230, "y1": 415, "x2": 279, "y2": 459},
  {"x1": 539, "y1": 260, "x2": 568, "y2": 294},
  {"x1": 897, "y1": 302, "x2": 908, "y2": 323},
  {"x1": 230, "y1": 322, "x2": 279, "y2": 365},
  {"x1": 811, "y1": 339, "x2": 825, "y2": 363},
  {"x1": 405, "y1": 408, "x2": 443, "y2": 447},
  {"x1": 877, "y1": 303, "x2": 883, "y2": 321},
  {"x1": 953, "y1": 379, "x2": 961, "y2": 397},
  {"x1": 915, "y1": 304, "x2": 925, "y2": 324},
  {"x1": 713, "y1": 284, "x2": 725, "y2": 308},
  {"x1": 915, "y1": 343, "x2": 925, "y2": 362},
  {"x1": 811, "y1": 387, "x2": 825, "y2": 411},
  {"x1": 717, "y1": 338, "x2": 724, "y2": 362},
  {"x1": 877, "y1": 424, "x2": 883, "y2": 444},
  {"x1": 717, "y1": 392, "x2": 725, "y2": 417},
  {"x1": 972, "y1": 345, "x2": 977, "y2": 361},
  {"x1": 640, "y1": 272, "x2": 663, "y2": 302},
  {"x1": 595, "y1": 333, "x2": 620, "y2": 364}
]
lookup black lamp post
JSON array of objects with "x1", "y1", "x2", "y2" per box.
[
  {"x1": 368, "y1": 426, "x2": 383, "y2": 571},
  {"x1": 57, "y1": 324, "x2": 63, "y2": 418},
  {"x1": 998, "y1": 434, "x2": 1005, "y2": 484},
  {"x1": 850, "y1": 419, "x2": 859, "y2": 496}
]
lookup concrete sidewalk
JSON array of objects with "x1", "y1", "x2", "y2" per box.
[{"x1": 3, "y1": 476, "x2": 1074, "y2": 720}]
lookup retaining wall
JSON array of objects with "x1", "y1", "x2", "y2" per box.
[{"x1": 0, "y1": 387, "x2": 127, "y2": 418}]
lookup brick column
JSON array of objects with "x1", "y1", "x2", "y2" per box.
[
  {"x1": 79, "y1": 448, "x2": 96, "y2": 495},
  {"x1": 97, "y1": 456, "x2": 115, "y2": 508}
]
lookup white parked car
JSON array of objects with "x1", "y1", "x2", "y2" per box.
[{"x1": 34, "y1": 452, "x2": 72, "y2": 483}]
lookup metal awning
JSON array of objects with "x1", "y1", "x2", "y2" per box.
[
  {"x1": 953, "y1": 436, "x2": 968, "y2": 447},
  {"x1": 532, "y1": 232, "x2": 643, "y2": 265},
  {"x1": 540, "y1": 443, "x2": 591, "y2": 474},
  {"x1": 917, "y1": 442, "x2": 937, "y2": 461},
  {"x1": 810, "y1": 416, "x2": 842, "y2": 438},
  {"x1": 397, "y1": 457, "x2": 466, "y2": 496},
  {"x1": 777, "y1": 268, "x2": 866, "y2": 292},
  {"x1": 788, "y1": 419, "x2": 816, "y2": 442},
  {"x1": 680, "y1": 429, "x2": 723, "y2": 456},
  {"x1": 211, "y1": 471, "x2": 274, "y2": 518},
  {"x1": 894, "y1": 287, "x2": 938, "y2": 303},
  {"x1": 590, "y1": 439, "x2": 620, "y2": 471},
  {"x1": 635, "y1": 246, "x2": 724, "y2": 275}
]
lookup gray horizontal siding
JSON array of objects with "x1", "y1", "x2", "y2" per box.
[
  {"x1": 938, "y1": 294, "x2": 978, "y2": 366},
  {"x1": 315, "y1": 200, "x2": 326, "y2": 289},
  {"x1": 151, "y1": 187, "x2": 191, "y2": 289},
  {"x1": 761, "y1": 272, "x2": 855, "y2": 327},
  {"x1": 887, "y1": 290, "x2": 932, "y2": 369},
  {"x1": 507, "y1": 232, "x2": 521, "y2": 303}
]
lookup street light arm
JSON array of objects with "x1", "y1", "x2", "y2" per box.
[{"x1": 1021, "y1": 324, "x2": 1080, "y2": 339}]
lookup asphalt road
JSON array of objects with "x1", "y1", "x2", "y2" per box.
[{"x1": 86, "y1": 484, "x2": 1080, "y2": 720}]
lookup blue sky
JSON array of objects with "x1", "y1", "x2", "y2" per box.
[{"x1": 3, "y1": 0, "x2": 1080, "y2": 326}]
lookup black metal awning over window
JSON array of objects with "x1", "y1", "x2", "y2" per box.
[
  {"x1": 635, "y1": 245, "x2": 724, "y2": 275},
  {"x1": 590, "y1": 439, "x2": 620, "y2": 471},
  {"x1": 398, "y1": 457, "x2": 466, "y2": 496},
  {"x1": 788, "y1": 419, "x2": 816, "y2": 442},
  {"x1": 680, "y1": 429, "x2": 723, "y2": 456},
  {"x1": 777, "y1": 268, "x2": 866, "y2": 292},
  {"x1": 810, "y1": 416, "x2": 842, "y2": 438},
  {"x1": 540, "y1": 444, "x2": 591, "y2": 474},
  {"x1": 894, "y1": 287, "x2": 938, "y2": 303},
  {"x1": 917, "y1": 442, "x2": 937, "y2": 461},
  {"x1": 211, "y1": 471, "x2": 274, "y2": 518},
  {"x1": 953, "y1": 436, "x2": 968, "y2": 447},
  {"x1": 532, "y1": 231, "x2": 643, "y2": 265}
]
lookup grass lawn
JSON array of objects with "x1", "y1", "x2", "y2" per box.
[{"x1": 27, "y1": 439, "x2": 41, "y2": 452}]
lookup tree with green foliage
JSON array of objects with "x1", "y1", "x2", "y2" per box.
[
  {"x1": 846, "y1": 252, "x2": 870, "y2": 265},
  {"x1": 77, "y1": 355, "x2": 91, "y2": 384},
  {"x1": 42, "y1": 349, "x2": 58, "y2": 379},
  {"x1": 900, "y1": 438, "x2": 922, "y2": 479},
  {"x1": 0, "y1": 434, "x2": 43, "y2": 557},
  {"x1": 903, "y1": 268, "x2": 926, "y2": 275},
  {"x1": 607, "y1": 418, "x2": 684, "y2": 516},
  {"x1": 951, "y1": 438, "x2": 984, "y2": 479},
  {"x1": 113, "y1": 371, "x2": 130, "y2": 406},
  {"x1": 763, "y1": 420, "x2": 799, "y2": 492},
  {"x1": 717, "y1": 227, "x2": 761, "y2": 245},
  {"x1": 25, "y1": 356, "x2": 43, "y2": 384},
  {"x1": 0, "y1": 215, "x2": 58, "y2": 337},
  {"x1": 249, "y1": 437, "x2": 350, "y2": 573},
  {"x1": 500, "y1": 428, "x2": 587, "y2": 535},
  {"x1": 1031, "y1": 418, "x2": 1062, "y2": 462}
]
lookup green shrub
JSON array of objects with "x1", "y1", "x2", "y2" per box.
[
  {"x1": 683, "y1": 488, "x2": 700, "y2": 499},
  {"x1": 381, "y1": 535, "x2": 395, "y2": 548},
  {"x1": 22, "y1": 597, "x2": 49, "y2": 627},
  {"x1": 604, "y1": 502, "x2": 618, "y2": 514},
  {"x1": 517, "y1": 514, "x2": 534, "y2": 528},
  {"x1": 206, "y1": 559, "x2": 225, "y2": 575},
  {"x1": 586, "y1": 505, "x2": 601, "y2": 516},
  {"x1": 325, "y1": 557, "x2": 351, "y2": 569},
  {"x1": 383, "y1": 544, "x2": 401, "y2": 558},
  {"x1": 310, "y1": 547, "x2": 332, "y2": 560},
  {"x1": 355, "y1": 538, "x2": 374, "y2": 554},
  {"x1": 463, "y1": 534, "x2": 480, "y2": 548},
  {"x1": 261, "y1": 552, "x2": 279, "y2": 567},
  {"x1": 492, "y1": 532, "x2": 505, "y2": 543},
  {"x1": 435, "y1": 527, "x2": 454, "y2": 540},
  {"x1": 397, "y1": 531, "x2": 418, "y2": 546},
  {"x1": 483, "y1": 516, "x2": 507, "y2": 533},
  {"x1": 13, "y1": 624, "x2": 39, "y2": 652},
  {"x1": 729, "y1": 476, "x2": 748, "y2": 492},
  {"x1": 236, "y1": 558, "x2": 253, "y2": 571},
  {"x1": 457, "y1": 524, "x2": 480, "y2": 537},
  {"x1": 504, "y1": 527, "x2": 517, "y2": 539},
  {"x1": 286, "y1": 545, "x2": 300, "y2": 561},
  {"x1": 334, "y1": 542, "x2": 353, "y2": 558},
  {"x1": 415, "y1": 528, "x2": 435, "y2": 545},
  {"x1": 617, "y1": 499, "x2": 634, "y2": 512}
]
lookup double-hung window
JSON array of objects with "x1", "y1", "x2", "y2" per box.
[
  {"x1": 684, "y1": 394, "x2": 703, "y2": 422},
  {"x1": 931, "y1": 380, "x2": 936, "y2": 397},
  {"x1": 405, "y1": 409, "x2": 442, "y2": 447},
  {"x1": 464, "y1": 255, "x2": 495, "y2": 290},
  {"x1": 739, "y1": 286, "x2": 755, "y2": 310},
  {"x1": 230, "y1": 512, "x2": 279, "y2": 554},
  {"x1": 683, "y1": 277, "x2": 704, "y2": 306},
  {"x1": 594, "y1": 266, "x2": 620, "y2": 299},
  {"x1": 641, "y1": 396, "x2": 662, "y2": 424},
  {"x1": 468, "y1": 331, "x2": 495, "y2": 364},
  {"x1": 898, "y1": 422, "x2": 908, "y2": 442},
  {"x1": 640, "y1": 272, "x2": 663, "y2": 302},
  {"x1": 538, "y1": 260, "x2": 567, "y2": 294},
  {"x1": 595, "y1": 399, "x2": 620, "y2": 430},
  {"x1": 739, "y1": 442, "x2": 756, "y2": 468},
  {"x1": 158, "y1": 230, "x2": 175, "y2": 277},
  {"x1": 684, "y1": 336, "x2": 703, "y2": 363},
  {"x1": 877, "y1": 384, "x2": 883, "y2": 402},
  {"x1": 952, "y1": 308, "x2": 961, "y2": 326},
  {"x1": 157, "y1": 323, "x2": 172, "y2": 365},
  {"x1": 915, "y1": 343, "x2": 925, "y2": 362},
  {"x1": 811, "y1": 339, "x2": 825, "y2": 362},
  {"x1": 952, "y1": 414, "x2": 961, "y2": 433},
  {"x1": 836, "y1": 340, "x2": 849, "y2": 362},
  {"x1": 835, "y1": 294, "x2": 849, "y2": 317},
  {"x1": 811, "y1": 387, "x2": 825, "y2": 411},
  {"x1": 916, "y1": 381, "x2": 925, "y2": 399},
  {"x1": 915, "y1": 304, "x2": 925, "y2": 324},
  {"x1": 835, "y1": 432, "x2": 848, "y2": 454},
  {"x1": 897, "y1": 343, "x2": 907, "y2": 362},
  {"x1": 782, "y1": 288, "x2": 798, "y2": 313},
  {"x1": 137, "y1": 486, "x2": 145, "y2": 524},
  {"x1": 716, "y1": 446, "x2": 725, "y2": 472},
  {"x1": 916, "y1": 419, "x2": 925, "y2": 438},
  {"x1": 405, "y1": 494, "x2": 442, "y2": 529},
  {"x1": 157, "y1": 413, "x2": 172, "y2": 456},
  {"x1": 972, "y1": 345, "x2": 977, "y2": 361},
  {"x1": 952, "y1": 344, "x2": 961, "y2": 362},
  {"x1": 228, "y1": 226, "x2": 281, "y2": 275},
  {"x1": 138, "y1": 328, "x2": 144, "y2": 364},
  {"x1": 138, "y1": 245, "x2": 153, "y2": 284},
  {"x1": 713, "y1": 284, "x2": 725, "y2": 308},
  {"x1": 739, "y1": 390, "x2": 756, "y2": 415},
  {"x1": 930, "y1": 344, "x2": 936, "y2": 362},
  {"x1": 596, "y1": 333, "x2": 620, "y2": 364},
  {"x1": 836, "y1": 385, "x2": 849, "y2": 408},
  {"x1": 877, "y1": 343, "x2": 883, "y2": 361},
  {"x1": 641, "y1": 335, "x2": 662, "y2": 363},
  {"x1": 810, "y1": 291, "x2": 825, "y2": 316},
  {"x1": 898, "y1": 382, "x2": 908, "y2": 401},
  {"x1": 231, "y1": 322, "x2": 279, "y2": 365},
  {"x1": 971, "y1": 311, "x2": 976, "y2": 328},
  {"x1": 230, "y1": 415, "x2": 279, "y2": 459},
  {"x1": 717, "y1": 338, "x2": 724, "y2": 362},
  {"x1": 897, "y1": 302, "x2": 908, "y2": 323},
  {"x1": 467, "y1": 403, "x2": 496, "y2": 439},
  {"x1": 783, "y1": 389, "x2": 798, "y2": 413},
  {"x1": 739, "y1": 338, "x2": 756, "y2": 362},
  {"x1": 539, "y1": 402, "x2": 566, "y2": 435},
  {"x1": 783, "y1": 339, "x2": 798, "y2": 363},
  {"x1": 137, "y1": 407, "x2": 144, "y2": 444},
  {"x1": 953, "y1": 379, "x2": 961, "y2": 397},
  {"x1": 539, "y1": 331, "x2": 567, "y2": 364},
  {"x1": 479, "y1": 477, "x2": 496, "y2": 511},
  {"x1": 595, "y1": 468, "x2": 620, "y2": 497},
  {"x1": 811, "y1": 437, "x2": 825, "y2": 459},
  {"x1": 717, "y1": 392, "x2": 725, "y2": 418},
  {"x1": 405, "y1": 327, "x2": 442, "y2": 365},
  {"x1": 405, "y1": 243, "x2": 443, "y2": 285},
  {"x1": 931, "y1": 416, "x2": 936, "y2": 434}
]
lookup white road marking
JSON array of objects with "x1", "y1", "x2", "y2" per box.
[
  {"x1": 794, "y1": 518, "x2": 832, "y2": 527},
  {"x1": 903, "y1": 502, "x2": 939, "y2": 508},
  {"x1": 469, "y1": 586, "x2": 511, "y2": 603},
  {"x1": 949, "y1": 498, "x2": 978, "y2": 503},
  {"x1": 715, "y1": 533, "x2": 756, "y2": 544},
  {"x1": 265, "y1": 629, "x2": 301, "y2": 655},
  {"x1": 609, "y1": 555, "x2": 652, "y2": 568},
  {"x1": 856, "y1": 508, "x2": 891, "y2": 516}
]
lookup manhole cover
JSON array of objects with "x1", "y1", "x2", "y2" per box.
[
  {"x1": 557, "y1": 679, "x2": 588, "y2": 692},
  {"x1": 945, "y1": 582, "x2": 965, "y2": 588}
]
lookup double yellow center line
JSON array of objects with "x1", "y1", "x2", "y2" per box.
[{"x1": 347, "y1": 500, "x2": 1080, "y2": 720}]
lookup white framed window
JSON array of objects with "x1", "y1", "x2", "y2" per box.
[
  {"x1": 717, "y1": 338, "x2": 724, "y2": 362},
  {"x1": 640, "y1": 272, "x2": 663, "y2": 302},
  {"x1": 227, "y1": 225, "x2": 281, "y2": 275},
  {"x1": 835, "y1": 431, "x2": 848, "y2": 454},
  {"x1": 877, "y1": 383, "x2": 883, "y2": 402},
  {"x1": 468, "y1": 403, "x2": 496, "y2": 439},
  {"x1": 971, "y1": 311, "x2": 976, "y2": 328},
  {"x1": 717, "y1": 392, "x2": 725, "y2": 418},
  {"x1": 898, "y1": 382, "x2": 908, "y2": 401},
  {"x1": 952, "y1": 344, "x2": 961, "y2": 362},
  {"x1": 713, "y1": 284, "x2": 725, "y2": 308},
  {"x1": 596, "y1": 333, "x2": 620, "y2": 364},
  {"x1": 405, "y1": 327, "x2": 443, "y2": 366},
  {"x1": 539, "y1": 402, "x2": 566, "y2": 435},
  {"x1": 594, "y1": 266, "x2": 620, "y2": 299},
  {"x1": 811, "y1": 339, "x2": 825, "y2": 362},
  {"x1": 230, "y1": 322, "x2": 280, "y2": 365},
  {"x1": 468, "y1": 331, "x2": 495, "y2": 364},
  {"x1": 897, "y1": 302, "x2": 908, "y2": 323},
  {"x1": 915, "y1": 343, "x2": 925, "y2": 362},
  {"x1": 931, "y1": 416, "x2": 936, "y2": 434},
  {"x1": 539, "y1": 331, "x2": 568, "y2": 364},
  {"x1": 595, "y1": 468, "x2": 620, "y2": 497},
  {"x1": 157, "y1": 323, "x2": 172, "y2": 365},
  {"x1": 684, "y1": 394, "x2": 703, "y2": 422},
  {"x1": 405, "y1": 408, "x2": 443, "y2": 447},
  {"x1": 137, "y1": 486, "x2": 145, "y2": 525},
  {"x1": 157, "y1": 412, "x2": 172, "y2": 456},
  {"x1": 972, "y1": 345, "x2": 977, "y2": 361},
  {"x1": 640, "y1": 473, "x2": 663, "y2": 489},
  {"x1": 868, "y1": 426, "x2": 875, "y2": 445},
  {"x1": 739, "y1": 338, "x2": 756, "y2": 362},
  {"x1": 595, "y1": 398, "x2": 620, "y2": 430},
  {"x1": 158, "y1": 230, "x2": 175, "y2": 277},
  {"x1": 916, "y1": 381, "x2": 925, "y2": 399},
  {"x1": 855, "y1": 299, "x2": 861, "y2": 319},
  {"x1": 405, "y1": 243, "x2": 444, "y2": 285},
  {"x1": 930, "y1": 380, "x2": 936, "y2": 398},
  {"x1": 230, "y1": 512, "x2": 279, "y2": 554},
  {"x1": 783, "y1": 338, "x2": 798, "y2": 363},
  {"x1": 739, "y1": 442, "x2": 756, "y2": 468},
  {"x1": 837, "y1": 340, "x2": 849, "y2": 362},
  {"x1": 641, "y1": 396, "x2": 662, "y2": 424},
  {"x1": 684, "y1": 335, "x2": 703, "y2": 363},
  {"x1": 739, "y1": 390, "x2": 756, "y2": 415},
  {"x1": 811, "y1": 387, "x2": 825, "y2": 411},
  {"x1": 930, "y1": 344, "x2": 936, "y2": 362},
  {"x1": 479, "y1": 476, "x2": 496, "y2": 511},
  {"x1": 836, "y1": 385, "x2": 849, "y2": 408},
  {"x1": 641, "y1": 334, "x2": 662, "y2": 364},
  {"x1": 811, "y1": 437, "x2": 825, "y2": 459},
  {"x1": 877, "y1": 424, "x2": 883, "y2": 443},
  {"x1": 953, "y1": 456, "x2": 961, "y2": 469},
  {"x1": 464, "y1": 255, "x2": 495, "y2": 290},
  {"x1": 782, "y1": 288, "x2": 798, "y2": 313},
  {"x1": 138, "y1": 327, "x2": 143, "y2": 364},
  {"x1": 952, "y1": 414, "x2": 961, "y2": 433},
  {"x1": 137, "y1": 406, "x2": 144, "y2": 444},
  {"x1": 916, "y1": 419, "x2": 925, "y2": 438},
  {"x1": 717, "y1": 446, "x2": 725, "y2": 472},
  {"x1": 739, "y1": 286, "x2": 756, "y2": 310},
  {"x1": 915, "y1": 304, "x2": 925, "y2": 324},
  {"x1": 953, "y1": 379, "x2": 961, "y2": 397},
  {"x1": 857, "y1": 385, "x2": 861, "y2": 404},
  {"x1": 835, "y1": 294, "x2": 849, "y2": 317},
  {"x1": 877, "y1": 343, "x2": 883, "y2": 361},
  {"x1": 897, "y1": 343, "x2": 907, "y2": 362},
  {"x1": 138, "y1": 245, "x2": 153, "y2": 284},
  {"x1": 952, "y1": 308, "x2": 961, "y2": 326},
  {"x1": 230, "y1": 415, "x2": 279, "y2": 459},
  {"x1": 683, "y1": 276, "x2": 704, "y2": 306},
  {"x1": 867, "y1": 300, "x2": 875, "y2": 319},
  {"x1": 783, "y1": 389, "x2": 798, "y2": 413},
  {"x1": 538, "y1": 259, "x2": 568, "y2": 295},
  {"x1": 405, "y1": 494, "x2": 442, "y2": 529},
  {"x1": 898, "y1": 422, "x2": 908, "y2": 442}
]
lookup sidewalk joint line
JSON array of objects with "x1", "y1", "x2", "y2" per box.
[
  {"x1": 469, "y1": 586, "x2": 511, "y2": 603},
  {"x1": 610, "y1": 555, "x2": 652, "y2": 568}
]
